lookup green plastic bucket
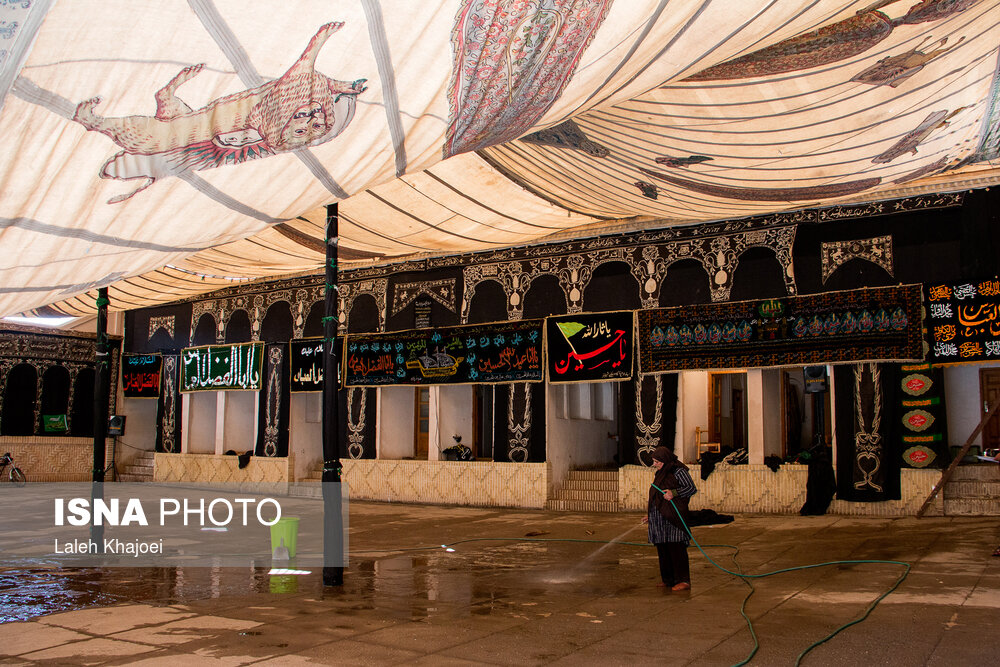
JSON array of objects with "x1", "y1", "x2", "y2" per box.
[{"x1": 269, "y1": 517, "x2": 299, "y2": 560}]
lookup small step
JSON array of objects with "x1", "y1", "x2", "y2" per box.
[
  {"x1": 944, "y1": 480, "x2": 1000, "y2": 499},
  {"x1": 553, "y1": 489, "x2": 618, "y2": 502},
  {"x1": 559, "y1": 480, "x2": 618, "y2": 492},
  {"x1": 547, "y1": 468, "x2": 620, "y2": 512},
  {"x1": 942, "y1": 498, "x2": 1000, "y2": 516},
  {"x1": 564, "y1": 470, "x2": 617, "y2": 481},
  {"x1": 545, "y1": 499, "x2": 620, "y2": 512},
  {"x1": 948, "y1": 466, "x2": 1000, "y2": 481},
  {"x1": 116, "y1": 451, "x2": 155, "y2": 482}
]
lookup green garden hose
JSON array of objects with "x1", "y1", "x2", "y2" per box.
[{"x1": 353, "y1": 486, "x2": 911, "y2": 667}]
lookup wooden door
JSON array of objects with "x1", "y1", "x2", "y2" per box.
[
  {"x1": 979, "y1": 369, "x2": 1000, "y2": 450},
  {"x1": 781, "y1": 371, "x2": 803, "y2": 457},
  {"x1": 414, "y1": 387, "x2": 429, "y2": 459},
  {"x1": 710, "y1": 375, "x2": 723, "y2": 441}
]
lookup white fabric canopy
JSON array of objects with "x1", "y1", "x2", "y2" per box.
[{"x1": 1, "y1": 0, "x2": 998, "y2": 317}]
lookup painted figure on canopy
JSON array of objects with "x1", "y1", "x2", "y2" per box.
[
  {"x1": 683, "y1": 0, "x2": 978, "y2": 81},
  {"x1": 73, "y1": 22, "x2": 367, "y2": 203}
]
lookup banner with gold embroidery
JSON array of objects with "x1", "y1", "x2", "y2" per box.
[
  {"x1": 834, "y1": 363, "x2": 902, "y2": 502},
  {"x1": 925, "y1": 278, "x2": 1000, "y2": 363},
  {"x1": 896, "y1": 364, "x2": 947, "y2": 468},
  {"x1": 638, "y1": 285, "x2": 923, "y2": 372}
]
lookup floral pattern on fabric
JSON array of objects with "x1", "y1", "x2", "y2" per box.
[{"x1": 445, "y1": 0, "x2": 612, "y2": 157}]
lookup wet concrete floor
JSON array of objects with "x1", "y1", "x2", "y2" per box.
[{"x1": 1, "y1": 501, "x2": 999, "y2": 665}]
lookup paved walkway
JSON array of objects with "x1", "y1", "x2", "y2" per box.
[{"x1": 1, "y1": 502, "x2": 999, "y2": 665}]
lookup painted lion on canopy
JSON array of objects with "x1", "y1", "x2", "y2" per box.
[{"x1": 73, "y1": 22, "x2": 366, "y2": 203}]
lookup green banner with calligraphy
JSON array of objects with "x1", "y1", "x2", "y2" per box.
[
  {"x1": 345, "y1": 320, "x2": 544, "y2": 386},
  {"x1": 180, "y1": 343, "x2": 264, "y2": 392},
  {"x1": 925, "y1": 278, "x2": 1000, "y2": 363},
  {"x1": 638, "y1": 285, "x2": 923, "y2": 372}
]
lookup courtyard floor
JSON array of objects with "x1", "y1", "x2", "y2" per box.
[{"x1": 1, "y1": 501, "x2": 998, "y2": 665}]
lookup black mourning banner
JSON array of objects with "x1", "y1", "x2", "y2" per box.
[
  {"x1": 122, "y1": 354, "x2": 162, "y2": 398},
  {"x1": 257, "y1": 343, "x2": 290, "y2": 457},
  {"x1": 290, "y1": 338, "x2": 325, "y2": 393},
  {"x1": 897, "y1": 363, "x2": 948, "y2": 469},
  {"x1": 155, "y1": 355, "x2": 181, "y2": 453},
  {"x1": 345, "y1": 320, "x2": 544, "y2": 386},
  {"x1": 925, "y1": 278, "x2": 1000, "y2": 363},
  {"x1": 834, "y1": 363, "x2": 902, "y2": 502},
  {"x1": 546, "y1": 311, "x2": 633, "y2": 383},
  {"x1": 638, "y1": 284, "x2": 923, "y2": 372}
]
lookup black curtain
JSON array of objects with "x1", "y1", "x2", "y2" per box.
[
  {"x1": 256, "y1": 343, "x2": 290, "y2": 457},
  {"x1": 620, "y1": 373, "x2": 679, "y2": 466},
  {"x1": 834, "y1": 363, "x2": 901, "y2": 501},
  {"x1": 1, "y1": 364, "x2": 36, "y2": 436},
  {"x1": 493, "y1": 383, "x2": 545, "y2": 462},
  {"x1": 339, "y1": 386, "x2": 377, "y2": 460},
  {"x1": 155, "y1": 356, "x2": 181, "y2": 453}
]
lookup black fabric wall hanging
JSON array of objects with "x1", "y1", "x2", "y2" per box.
[
  {"x1": 495, "y1": 383, "x2": 545, "y2": 463},
  {"x1": 345, "y1": 319, "x2": 544, "y2": 386},
  {"x1": 546, "y1": 311, "x2": 634, "y2": 383},
  {"x1": 124, "y1": 303, "x2": 193, "y2": 355},
  {"x1": 256, "y1": 343, "x2": 289, "y2": 457},
  {"x1": 340, "y1": 386, "x2": 377, "y2": 460},
  {"x1": 620, "y1": 373, "x2": 679, "y2": 466},
  {"x1": 834, "y1": 363, "x2": 901, "y2": 502},
  {"x1": 896, "y1": 363, "x2": 948, "y2": 468},
  {"x1": 639, "y1": 284, "x2": 923, "y2": 372},
  {"x1": 289, "y1": 338, "x2": 324, "y2": 392},
  {"x1": 122, "y1": 354, "x2": 162, "y2": 398},
  {"x1": 925, "y1": 277, "x2": 1000, "y2": 364},
  {"x1": 155, "y1": 355, "x2": 181, "y2": 453}
]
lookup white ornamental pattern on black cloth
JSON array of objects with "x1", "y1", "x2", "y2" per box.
[
  {"x1": 346, "y1": 387, "x2": 367, "y2": 459},
  {"x1": 853, "y1": 362, "x2": 883, "y2": 492},
  {"x1": 160, "y1": 356, "x2": 178, "y2": 453},
  {"x1": 635, "y1": 375, "x2": 662, "y2": 466},
  {"x1": 507, "y1": 383, "x2": 531, "y2": 463},
  {"x1": 820, "y1": 235, "x2": 894, "y2": 284},
  {"x1": 262, "y1": 346, "x2": 283, "y2": 457}
]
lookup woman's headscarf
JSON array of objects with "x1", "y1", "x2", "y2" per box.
[
  {"x1": 651, "y1": 446, "x2": 686, "y2": 488},
  {"x1": 649, "y1": 445, "x2": 691, "y2": 526}
]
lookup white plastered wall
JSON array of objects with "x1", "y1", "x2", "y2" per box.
[
  {"x1": 761, "y1": 368, "x2": 783, "y2": 460},
  {"x1": 545, "y1": 382, "x2": 618, "y2": 489},
  {"x1": 120, "y1": 396, "x2": 157, "y2": 453},
  {"x1": 943, "y1": 362, "x2": 1000, "y2": 448},
  {"x1": 222, "y1": 391, "x2": 257, "y2": 453},
  {"x1": 289, "y1": 392, "x2": 322, "y2": 480},
  {"x1": 677, "y1": 370, "x2": 709, "y2": 463},
  {"x1": 378, "y1": 386, "x2": 416, "y2": 459},
  {"x1": 182, "y1": 392, "x2": 216, "y2": 454},
  {"x1": 434, "y1": 385, "x2": 474, "y2": 460}
]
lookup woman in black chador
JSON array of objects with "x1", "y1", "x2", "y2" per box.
[{"x1": 643, "y1": 445, "x2": 698, "y2": 590}]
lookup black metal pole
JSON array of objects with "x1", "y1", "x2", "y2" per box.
[
  {"x1": 322, "y1": 203, "x2": 344, "y2": 586},
  {"x1": 91, "y1": 287, "x2": 110, "y2": 550}
]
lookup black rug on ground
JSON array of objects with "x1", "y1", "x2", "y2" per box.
[{"x1": 687, "y1": 509, "x2": 735, "y2": 526}]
